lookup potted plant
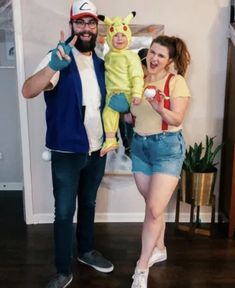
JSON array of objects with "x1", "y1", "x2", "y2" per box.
[{"x1": 181, "y1": 135, "x2": 223, "y2": 206}]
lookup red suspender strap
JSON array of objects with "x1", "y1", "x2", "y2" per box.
[{"x1": 162, "y1": 73, "x2": 174, "y2": 131}]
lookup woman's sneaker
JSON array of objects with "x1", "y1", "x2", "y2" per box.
[
  {"x1": 148, "y1": 247, "x2": 167, "y2": 267},
  {"x1": 131, "y1": 268, "x2": 149, "y2": 288}
]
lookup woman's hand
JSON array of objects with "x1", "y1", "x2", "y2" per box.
[
  {"x1": 149, "y1": 96, "x2": 190, "y2": 127},
  {"x1": 146, "y1": 91, "x2": 165, "y2": 114}
]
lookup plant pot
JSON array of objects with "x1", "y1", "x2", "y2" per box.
[{"x1": 181, "y1": 169, "x2": 217, "y2": 206}]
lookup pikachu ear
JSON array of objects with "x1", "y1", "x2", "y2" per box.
[
  {"x1": 98, "y1": 15, "x2": 112, "y2": 26},
  {"x1": 124, "y1": 11, "x2": 136, "y2": 24},
  {"x1": 98, "y1": 15, "x2": 105, "y2": 22}
]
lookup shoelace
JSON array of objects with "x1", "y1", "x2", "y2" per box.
[{"x1": 132, "y1": 271, "x2": 146, "y2": 288}]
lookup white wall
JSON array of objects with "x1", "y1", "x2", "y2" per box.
[{"x1": 20, "y1": 0, "x2": 230, "y2": 223}]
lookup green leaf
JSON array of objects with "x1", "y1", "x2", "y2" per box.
[{"x1": 183, "y1": 135, "x2": 223, "y2": 172}]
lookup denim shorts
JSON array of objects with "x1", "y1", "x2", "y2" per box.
[{"x1": 131, "y1": 131, "x2": 186, "y2": 177}]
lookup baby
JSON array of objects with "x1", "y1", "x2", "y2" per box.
[{"x1": 98, "y1": 12, "x2": 144, "y2": 156}]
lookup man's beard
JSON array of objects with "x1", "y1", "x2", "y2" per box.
[{"x1": 72, "y1": 30, "x2": 97, "y2": 53}]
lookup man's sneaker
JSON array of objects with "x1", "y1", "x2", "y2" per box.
[
  {"x1": 77, "y1": 250, "x2": 114, "y2": 273},
  {"x1": 46, "y1": 274, "x2": 73, "y2": 288},
  {"x1": 148, "y1": 247, "x2": 167, "y2": 267},
  {"x1": 131, "y1": 267, "x2": 149, "y2": 288}
]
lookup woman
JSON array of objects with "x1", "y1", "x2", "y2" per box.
[{"x1": 130, "y1": 35, "x2": 191, "y2": 288}]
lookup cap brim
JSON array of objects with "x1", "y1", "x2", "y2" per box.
[{"x1": 71, "y1": 12, "x2": 98, "y2": 21}]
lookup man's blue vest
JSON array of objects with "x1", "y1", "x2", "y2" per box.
[{"x1": 44, "y1": 51, "x2": 106, "y2": 153}]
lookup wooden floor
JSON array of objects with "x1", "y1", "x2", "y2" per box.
[{"x1": 0, "y1": 191, "x2": 235, "y2": 288}]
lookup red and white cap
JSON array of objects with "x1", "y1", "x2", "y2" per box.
[{"x1": 70, "y1": 0, "x2": 98, "y2": 21}]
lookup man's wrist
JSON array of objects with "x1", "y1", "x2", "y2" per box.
[{"x1": 48, "y1": 61, "x2": 59, "y2": 72}]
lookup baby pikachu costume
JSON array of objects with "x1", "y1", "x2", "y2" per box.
[{"x1": 99, "y1": 12, "x2": 144, "y2": 156}]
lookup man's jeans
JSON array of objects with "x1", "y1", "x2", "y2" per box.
[{"x1": 51, "y1": 150, "x2": 106, "y2": 275}]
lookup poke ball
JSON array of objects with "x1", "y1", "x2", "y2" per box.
[
  {"x1": 42, "y1": 150, "x2": 51, "y2": 161},
  {"x1": 144, "y1": 86, "x2": 156, "y2": 99}
]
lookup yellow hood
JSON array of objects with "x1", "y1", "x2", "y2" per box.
[{"x1": 98, "y1": 12, "x2": 136, "y2": 52}]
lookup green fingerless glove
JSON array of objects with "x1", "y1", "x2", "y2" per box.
[{"x1": 48, "y1": 41, "x2": 72, "y2": 71}]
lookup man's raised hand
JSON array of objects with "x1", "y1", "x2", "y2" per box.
[{"x1": 48, "y1": 31, "x2": 77, "y2": 71}]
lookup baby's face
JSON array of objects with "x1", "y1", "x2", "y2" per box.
[{"x1": 111, "y1": 33, "x2": 128, "y2": 50}]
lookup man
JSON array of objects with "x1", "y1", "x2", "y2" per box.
[{"x1": 22, "y1": 1, "x2": 113, "y2": 287}]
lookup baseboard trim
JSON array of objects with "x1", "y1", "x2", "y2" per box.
[
  {"x1": 0, "y1": 182, "x2": 23, "y2": 191},
  {"x1": 95, "y1": 213, "x2": 145, "y2": 223},
  {"x1": 31, "y1": 212, "x2": 218, "y2": 225},
  {"x1": 32, "y1": 214, "x2": 54, "y2": 224}
]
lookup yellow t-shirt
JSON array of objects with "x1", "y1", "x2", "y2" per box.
[{"x1": 131, "y1": 73, "x2": 191, "y2": 135}]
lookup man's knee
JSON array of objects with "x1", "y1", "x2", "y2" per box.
[{"x1": 55, "y1": 203, "x2": 76, "y2": 221}]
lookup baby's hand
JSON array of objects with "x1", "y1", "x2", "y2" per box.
[{"x1": 132, "y1": 96, "x2": 141, "y2": 105}]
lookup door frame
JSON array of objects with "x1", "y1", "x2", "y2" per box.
[{"x1": 12, "y1": 0, "x2": 33, "y2": 224}]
